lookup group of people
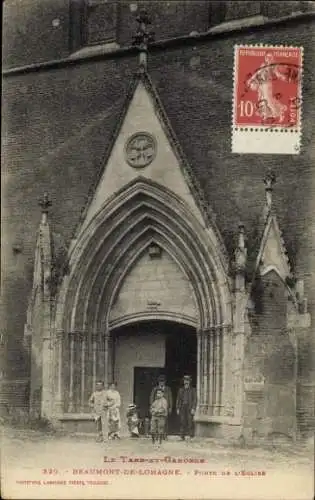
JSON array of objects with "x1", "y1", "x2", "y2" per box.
[
  {"x1": 148, "y1": 374, "x2": 196, "y2": 445},
  {"x1": 89, "y1": 381, "x2": 122, "y2": 442},
  {"x1": 89, "y1": 374, "x2": 196, "y2": 445}
]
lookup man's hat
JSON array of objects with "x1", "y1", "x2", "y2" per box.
[
  {"x1": 183, "y1": 375, "x2": 191, "y2": 381},
  {"x1": 158, "y1": 374, "x2": 166, "y2": 382},
  {"x1": 128, "y1": 404, "x2": 137, "y2": 409}
]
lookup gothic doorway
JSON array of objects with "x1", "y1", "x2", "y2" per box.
[
  {"x1": 53, "y1": 178, "x2": 231, "y2": 429},
  {"x1": 112, "y1": 320, "x2": 197, "y2": 435}
]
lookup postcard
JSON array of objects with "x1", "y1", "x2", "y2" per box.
[{"x1": 1, "y1": 1, "x2": 314, "y2": 499}]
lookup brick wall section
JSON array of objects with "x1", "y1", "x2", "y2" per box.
[
  {"x1": 3, "y1": 1, "x2": 314, "y2": 69},
  {"x1": 297, "y1": 329, "x2": 315, "y2": 434},
  {"x1": 3, "y1": 0, "x2": 70, "y2": 68},
  {"x1": 0, "y1": 380, "x2": 30, "y2": 414}
]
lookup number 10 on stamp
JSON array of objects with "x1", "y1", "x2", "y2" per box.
[{"x1": 232, "y1": 45, "x2": 303, "y2": 155}]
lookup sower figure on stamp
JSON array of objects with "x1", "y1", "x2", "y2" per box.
[
  {"x1": 176, "y1": 375, "x2": 197, "y2": 441},
  {"x1": 247, "y1": 52, "x2": 287, "y2": 123},
  {"x1": 150, "y1": 389, "x2": 168, "y2": 447},
  {"x1": 150, "y1": 374, "x2": 173, "y2": 440},
  {"x1": 89, "y1": 380, "x2": 109, "y2": 443}
]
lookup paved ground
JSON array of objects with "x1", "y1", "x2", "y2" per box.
[{"x1": 1, "y1": 426, "x2": 314, "y2": 500}]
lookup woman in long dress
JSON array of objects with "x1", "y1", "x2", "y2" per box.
[{"x1": 106, "y1": 382, "x2": 121, "y2": 439}]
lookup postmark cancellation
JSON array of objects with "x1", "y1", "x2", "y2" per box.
[{"x1": 232, "y1": 45, "x2": 303, "y2": 155}]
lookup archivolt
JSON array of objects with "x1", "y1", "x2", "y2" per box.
[{"x1": 55, "y1": 178, "x2": 232, "y2": 334}]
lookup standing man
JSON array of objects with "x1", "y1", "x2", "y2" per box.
[
  {"x1": 150, "y1": 374, "x2": 173, "y2": 439},
  {"x1": 176, "y1": 375, "x2": 197, "y2": 441},
  {"x1": 89, "y1": 380, "x2": 110, "y2": 442},
  {"x1": 106, "y1": 381, "x2": 121, "y2": 440}
]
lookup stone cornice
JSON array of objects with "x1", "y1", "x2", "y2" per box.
[
  {"x1": 109, "y1": 311, "x2": 198, "y2": 330},
  {"x1": 194, "y1": 415, "x2": 242, "y2": 426},
  {"x1": 3, "y1": 12, "x2": 314, "y2": 77}
]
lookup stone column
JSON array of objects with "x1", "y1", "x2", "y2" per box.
[
  {"x1": 68, "y1": 332, "x2": 75, "y2": 413},
  {"x1": 41, "y1": 273, "x2": 53, "y2": 419},
  {"x1": 233, "y1": 221, "x2": 247, "y2": 421},
  {"x1": 233, "y1": 331, "x2": 246, "y2": 419},
  {"x1": 221, "y1": 325, "x2": 233, "y2": 417},
  {"x1": 80, "y1": 332, "x2": 87, "y2": 412},
  {"x1": 214, "y1": 327, "x2": 221, "y2": 416},
  {"x1": 92, "y1": 333, "x2": 98, "y2": 393},
  {"x1": 196, "y1": 326, "x2": 224, "y2": 417},
  {"x1": 104, "y1": 330, "x2": 110, "y2": 387},
  {"x1": 54, "y1": 330, "x2": 64, "y2": 414},
  {"x1": 202, "y1": 329, "x2": 209, "y2": 409},
  {"x1": 212, "y1": 327, "x2": 217, "y2": 410},
  {"x1": 108, "y1": 334, "x2": 114, "y2": 383},
  {"x1": 287, "y1": 310, "x2": 311, "y2": 440},
  {"x1": 209, "y1": 328, "x2": 214, "y2": 413},
  {"x1": 196, "y1": 330, "x2": 202, "y2": 412},
  {"x1": 41, "y1": 334, "x2": 53, "y2": 418}
]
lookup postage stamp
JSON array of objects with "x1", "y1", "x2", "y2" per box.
[{"x1": 232, "y1": 45, "x2": 303, "y2": 154}]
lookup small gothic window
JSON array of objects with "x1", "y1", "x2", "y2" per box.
[
  {"x1": 148, "y1": 1, "x2": 208, "y2": 40},
  {"x1": 70, "y1": 0, "x2": 118, "y2": 52},
  {"x1": 225, "y1": 1, "x2": 261, "y2": 21},
  {"x1": 85, "y1": 0, "x2": 117, "y2": 45},
  {"x1": 208, "y1": 1, "x2": 227, "y2": 27},
  {"x1": 261, "y1": 1, "x2": 304, "y2": 18}
]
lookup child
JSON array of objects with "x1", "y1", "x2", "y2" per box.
[
  {"x1": 126, "y1": 404, "x2": 140, "y2": 438},
  {"x1": 150, "y1": 389, "x2": 168, "y2": 446},
  {"x1": 89, "y1": 380, "x2": 109, "y2": 442}
]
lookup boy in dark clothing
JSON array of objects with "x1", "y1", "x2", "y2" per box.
[
  {"x1": 150, "y1": 374, "x2": 173, "y2": 439},
  {"x1": 150, "y1": 389, "x2": 168, "y2": 446},
  {"x1": 176, "y1": 375, "x2": 197, "y2": 441}
]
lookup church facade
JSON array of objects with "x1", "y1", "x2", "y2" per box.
[{"x1": 2, "y1": 1, "x2": 315, "y2": 441}]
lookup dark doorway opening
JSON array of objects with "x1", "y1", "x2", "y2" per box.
[
  {"x1": 117, "y1": 320, "x2": 197, "y2": 435},
  {"x1": 134, "y1": 366, "x2": 161, "y2": 423},
  {"x1": 164, "y1": 323, "x2": 197, "y2": 434}
]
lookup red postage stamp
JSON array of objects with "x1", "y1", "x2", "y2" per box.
[{"x1": 232, "y1": 45, "x2": 303, "y2": 154}]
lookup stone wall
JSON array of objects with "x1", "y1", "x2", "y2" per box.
[
  {"x1": 0, "y1": 379, "x2": 30, "y2": 415},
  {"x1": 29, "y1": 287, "x2": 44, "y2": 415},
  {"x1": 244, "y1": 271, "x2": 297, "y2": 441},
  {"x1": 3, "y1": 20, "x2": 314, "y2": 356},
  {"x1": 110, "y1": 247, "x2": 197, "y2": 325},
  {"x1": 2, "y1": 2, "x2": 314, "y2": 430},
  {"x1": 3, "y1": 1, "x2": 313, "y2": 69}
]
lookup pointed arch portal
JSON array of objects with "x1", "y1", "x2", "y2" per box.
[{"x1": 53, "y1": 178, "x2": 232, "y2": 425}]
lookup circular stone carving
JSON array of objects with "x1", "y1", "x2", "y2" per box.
[{"x1": 125, "y1": 132, "x2": 157, "y2": 168}]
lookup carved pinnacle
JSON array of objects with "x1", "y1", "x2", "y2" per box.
[
  {"x1": 263, "y1": 169, "x2": 276, "y2": 209},
  {"x1": 132, "y1": 10, "x2": 155, "y2": 47},
  {"x1": 39, "y1": 192, "x2": 52, "y2": 214}
]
